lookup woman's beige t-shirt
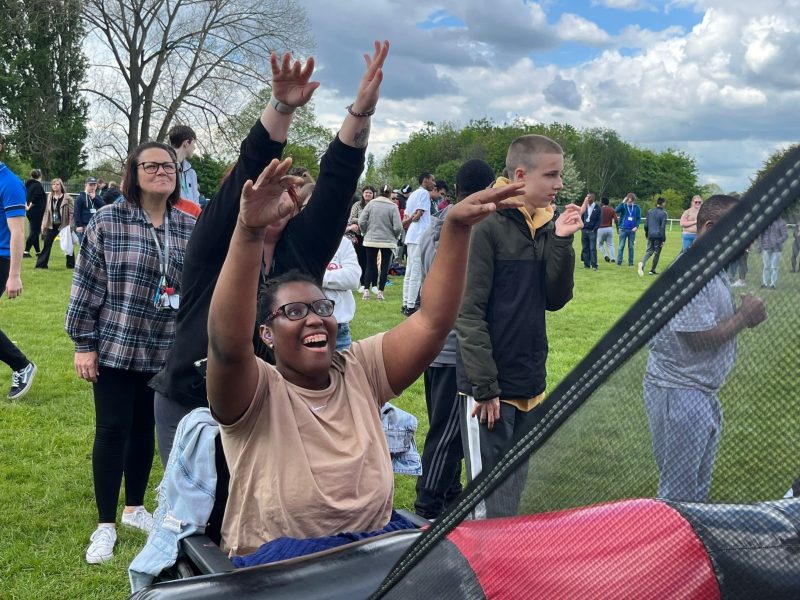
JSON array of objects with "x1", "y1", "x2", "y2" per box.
[{"x1": 219, "y1": 333, "x2": 396, "y2": 556}]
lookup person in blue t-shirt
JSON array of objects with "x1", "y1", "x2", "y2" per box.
[{"x1": 0, "y1": 133, "x2": 38, "y2": 399}]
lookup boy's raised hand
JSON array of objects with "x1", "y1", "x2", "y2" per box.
[
  {"x1": 239, "y1": 158, "x2": 304, "y2": 232},
  {"x1": 447, "y1": 182, "x2": 525, "y2": 227},
  {"x1": 271, "y1": 52, "x2": 320, "y2": 108}
]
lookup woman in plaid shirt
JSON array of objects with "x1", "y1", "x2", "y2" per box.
[{"x1": 65, "y1": 141, "x2": 195, "y2": 564}]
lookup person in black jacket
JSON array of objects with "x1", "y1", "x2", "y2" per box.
[
  {"x1": 101, "y1": 181, "x2": 123, "y2": 205},
  {"x1": 456, "y1": 134, "x2": 584, "y2": 518},
  {"x1": 580, "y1": 192, "x2": 601, "y2": 270},
  {"x1": 24, "y1": 169, "x2": 46, "y2": 257},
  {"x1": 638, "y1": 196, "x2": 668, "y2": 276},
  {"x1": 150, "y1": 42, "x2": 387, "y2": 465},
  {"x1": 73, "y1": 177, "x2": 104, "y2": 243}
]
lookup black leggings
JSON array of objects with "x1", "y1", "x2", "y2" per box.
[
  {"x1": 36, "y1": 227, "x2": 74, "y2": 269},
  {"x1": 364, "y1": 247, "x2": 393, "y2": 290},
  {"x1": 92, "y1": 367, "x2": 155, "y2": 523},
  {"x1": 25, "y1": 216, "x2": 42, "y2": 254}
]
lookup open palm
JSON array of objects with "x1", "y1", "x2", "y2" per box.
[{"x1": 271, "y1": 52, "x2": 320, "y2": 108}]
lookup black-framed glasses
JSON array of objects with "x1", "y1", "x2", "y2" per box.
[
  {"x1": 266, "y1": 299, "x2": 335, "y2": 322},
  {"x1": 137, "y1": 161, "x2": 179, "y2": 175}
]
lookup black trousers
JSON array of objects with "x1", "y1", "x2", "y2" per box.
[
  {"x1": 36, "y1": 227, "x2": 74, "y2": 269},
  {"x1": 581, "y1": 229, "x2": 598, "y2": 268},
  {"x1": 25, "y1": 215, "x2": 43, "y2": 254},
  {"x1": 641, "y1": 238, "x2": 664, "y2": 272},
  {"x1": 0, "y1": 257, "x2": 29, "y2": 371},
  {"x1": 154, "y1": 390, "x2": 196, "y2": 467},
  {"x1": 414, "y1": 366, "x2": 463, "y2": 519},
  {"x1": 461, "y1": 397, "x2": 547, "y2": 518},
  {"x1": 364, "y1": 247, "x2": 393, "y2": 291},
  {"x1": 354, "y1": 238, "x2": 367, "y2": 287},
  {"x1": 92, "y1": 367, "x2": 155, "y2": 523}
]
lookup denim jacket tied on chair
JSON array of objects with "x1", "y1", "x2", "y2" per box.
[
  {"x1": 129, "y1": 408, "x2": 219, "y2": 592},
  {"x1": 381, "y1": 402, "x2": 422, "y2": 476}
]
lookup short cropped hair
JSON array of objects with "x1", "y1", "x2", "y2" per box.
[
  {"x1": 168, "y1": 125, "x2": 196, "y2": 149},
  {"x1": 418, "y1": 172, "x2": 433, "y2": 185},
  {"x1": 601, "y1": 197, "x2": 610, "y2": 205},
  {"x1": 656, "y1": 196, "x2": 666, "y2": 206},
  {"x1": 30, "y1": 169, "x2": 41, "y2": 179},
  {"x1": 697, "y1": 194, "x2": 738, "y2": 231},
  {"x1": 586, "y1": 192, "x2": 596, "y2": 202},
  {"x1": 505, "y1": 134, "x2": 563, "y2": 174},
  {"x1": 456, "y1": 159, "x2": 495, "y2": 200}
]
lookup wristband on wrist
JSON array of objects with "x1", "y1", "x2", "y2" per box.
[
  {"x1": 346, "y1": 103, "x2": 376, "y2": 118},
  {"x1": 269, "y1": 95, "x2": 296, "y2": 115}
]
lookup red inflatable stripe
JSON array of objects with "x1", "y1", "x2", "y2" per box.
[{"x1": 447, "y1": 498, "x2": 720, "y2": 599}]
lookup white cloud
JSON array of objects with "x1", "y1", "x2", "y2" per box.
[
  {"x1": 82, "y1": 0, "x2": 799, "y2": 191},
  {"x1": 557, "y1": 13, "x2": 611, "y2": 45}
]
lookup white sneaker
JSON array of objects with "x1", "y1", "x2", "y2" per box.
[
  {"x1": 371, "y1": 286, "x2": 379, "y2": 294},
  {"x1": 731, "y1": 279, "x2": 746, "y2": 287},
  {"x1": 358, "y1": 286, "x2": 365, "y2": 294},
  {"x1": 122, "y1": 506, "x2": 154, "y2": 533},
  {"x1": 637, "y1": 262, "x2": 644, "y2": 277},
  {"x1": 86, "y1": 526, "x2": 117, "y2": 564}
]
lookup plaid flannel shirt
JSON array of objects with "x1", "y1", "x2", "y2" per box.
[{"x1": 65, "y1": 201, "x2": 195, "y2": 372}]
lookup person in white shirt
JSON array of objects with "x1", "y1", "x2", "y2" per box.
[
  {"x1": 401, "y1": 172, "x2": 435, "y2": 316},
  {"x1": 322, "y1": 236, "x2": 362, "y2": 350}
]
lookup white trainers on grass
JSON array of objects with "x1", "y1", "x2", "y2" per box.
[
  {"x1": 122, "y1": 506, "x2": 154, "y2": 533},
  {"x1": 86, "y1": 526, "x2": 116, "y2": 564}
]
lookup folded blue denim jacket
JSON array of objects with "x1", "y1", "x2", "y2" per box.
[
  {"x1": 129, "y1": 408, "x2": 219, "y2": 592},
  {"x1": 381, "y1": 402, "x2": 422, "y2": 476}
]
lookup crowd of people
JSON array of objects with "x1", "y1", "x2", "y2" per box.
[{"x1": 0, "y1": 37, "x2": 797, "y2": 588}]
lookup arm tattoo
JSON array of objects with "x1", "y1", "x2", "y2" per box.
[{"x1": 352, "y1": 124, "x2": 370, "y2": 148}]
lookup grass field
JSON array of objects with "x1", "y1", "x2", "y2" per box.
[{"x1": 1, "y1": 231, "x2": 796, "y2": 598}]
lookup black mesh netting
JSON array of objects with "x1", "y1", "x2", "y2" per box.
[{"x1": 374, "y1": 150, "x2": 800, "y2": 599}]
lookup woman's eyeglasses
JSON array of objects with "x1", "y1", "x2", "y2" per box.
[
  {"x1": 137, "y1": 161, "x2": 179, "y2": 175},
  {"x1": 266, "y1": 299, "x2": 335, "y2": 322}
]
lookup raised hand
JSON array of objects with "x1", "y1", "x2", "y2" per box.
[
  {"x1": 554, "y1": 203, "x2": 584, "y2": 237},
  {"x1": 271, "y1": 52, "x2": 320, "y2": 108},
  {"x1": 446, "y1": 182, "x2": 525, "y2": 227},
  {"x1": 351, "y1": 40, "x2": 390, "y2": 113},
  {"x1": 239, "y1": 158, "x2": 304, "y2": 232}
]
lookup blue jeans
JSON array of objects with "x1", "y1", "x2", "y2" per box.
[
  {"x1": 682, "y1": 233, "x2": 696, "y2": 252},
  {"x1": 644, "y1": 383, "x2": 722, "y2": 502},
  {"x1": 762, "y1": 250, "x2": 781, "y2": 286},
  {"x1": 335, "y1": 322, "x2": 352, "y2": 351},
  {"x1": 617, "y1": 229, "x2": 636, "y2": 265}
]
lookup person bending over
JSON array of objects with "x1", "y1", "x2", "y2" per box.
[{"x1": 206, "y1": 153, "x2": 524, "y2": 556}]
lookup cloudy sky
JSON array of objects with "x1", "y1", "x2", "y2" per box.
[{"x1": 296, "y1": 0, "x2": 799, "y2": 192}]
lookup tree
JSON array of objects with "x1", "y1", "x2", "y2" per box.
[
  {"x1": 81, "y1": 0, "x2": 312, "y2": 156},
  {"x1": 192, "y1": 153, "x2": 229, "y2": 199},
  {"x1": 558, "y1": 154, "x2": 585, "y2": 205},
  {"x1": 0, "y1": 0, "x2": 88, "y2": 180},
  {"x1": 218, "y1": 88, "x2": 332, "y2": 179},
  {"x1": 750, "y1": 144, "x2": 800, "y2": 187},
  {"x1": 574, "y1": 128, "x2": 633, "y2": 199}
]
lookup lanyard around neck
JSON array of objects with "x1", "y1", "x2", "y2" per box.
[{"x1": 141, "y1": 209, "x2": 170, "y2": 279}]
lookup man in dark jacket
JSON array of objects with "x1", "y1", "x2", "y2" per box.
[
  {"x1": 580, "y1": 192, "x2": 601, "y2": 270},
  {"x1": 73, "y1": 177, "x2": 103, "y2": 243},
  {"x1": 414, "y1": 159, "x2": 496, "y2": 520},
  {"x1": 638, "y1": 196, "x2": 668, "y2": 276},
  {"x1": 24, "y1": 169, "x2": 46, "y2": 257},
  {"x1": 456, "y1": 134, "x2": 583, "y2": 518}
]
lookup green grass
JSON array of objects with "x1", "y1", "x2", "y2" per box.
[{"x1": 1, "y1": 233, "x2": 796, "y2": 598}]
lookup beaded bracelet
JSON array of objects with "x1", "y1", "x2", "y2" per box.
[{"x1": 346, "y1": 103, "x2": 376, "y2": 117}]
